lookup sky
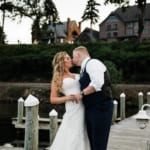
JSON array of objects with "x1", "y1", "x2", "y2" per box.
[{"x1": 1, "y1": 0, "x2": 141, "y2": 44}]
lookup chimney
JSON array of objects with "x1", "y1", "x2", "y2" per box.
[
  {"x1": 78, "y1": 21, "x2": 82, "y2": 33},
  {"x1": 67, "y1": 18, "x2": 71, "y2": 38}
]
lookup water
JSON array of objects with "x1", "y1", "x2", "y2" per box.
[
  {"x1": 0, "y1": 118, "x2": 16, "y2": 144},
  {"x1": 0, "y1": 102, "x2": 17, "y2": 145},
  {"x1": 0, "y1": 100, "x2": 62, "y2": 147}
]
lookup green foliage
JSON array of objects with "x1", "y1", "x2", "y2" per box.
[
  {"x1": 81, "y1": 0, "x2": 100, "y2": 29},
  {"x1": 104, "y1": 60, "x2": 122, "y2": 83},
  {"x1": 0, "y1": 41, "x2": 150, "y2": 83},
  {"x1": 6, "y1": 86, "x2": 26, "y2": 99}
]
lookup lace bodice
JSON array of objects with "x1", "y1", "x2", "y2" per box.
[
  {"x1": 62, "y1": 74, "x2": 80, "y2": 95},
  {"x1": 61, "y1": 74, "x2": 82, "y2": 114}
]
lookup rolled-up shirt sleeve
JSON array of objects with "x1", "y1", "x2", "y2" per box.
[{"x1": 86, "y1": 59, "x2": 106, "y2": 92}]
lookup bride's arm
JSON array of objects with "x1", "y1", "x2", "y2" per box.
[{"x1": 50, "y1": 82, "x2": 75, "y2": 104}]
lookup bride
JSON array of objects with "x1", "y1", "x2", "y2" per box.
[{"x1": 49, "y1": 51, "x2": 90, "y2": 150}]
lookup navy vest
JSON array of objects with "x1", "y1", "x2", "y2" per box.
[{"x1": 79, "y1": 59, "x2": 113, "y2": 108}]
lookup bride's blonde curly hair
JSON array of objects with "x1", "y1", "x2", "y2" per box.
[{"x1": 51, "y1": 51, "x2": 68, "y2": 93}]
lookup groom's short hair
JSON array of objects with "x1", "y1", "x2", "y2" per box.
[{"x1": 73, "y1": 46, "x2": 89, "y2": 55}]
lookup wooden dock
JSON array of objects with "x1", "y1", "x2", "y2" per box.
[
  {"x1": 108, "y1": 111, "x2": 150, "y2": 150},
  {"x1": 11, "y1": 111, "x2": 150, "y2": 150},
  {"x1": 12, "y1": 117, "x2": 62, "y2": 130},
  {"x1": 0, "y1": 147, "x2": 23, "y2": 150}
]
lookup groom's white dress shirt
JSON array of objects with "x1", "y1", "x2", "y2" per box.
[{"x1": 81, "y1": 57, "x2": 106, "y2": 92}]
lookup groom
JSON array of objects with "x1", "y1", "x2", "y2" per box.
[{"x1": 72, "y1": 46, "x2": 113, "y2": 150}]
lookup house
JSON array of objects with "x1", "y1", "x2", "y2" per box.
[
  {"x1": 75, "y1": 27, "x2": 99, "y2": 43},
  {"x1": 99, "y1": 4, "x2": 150, "y2": 41},
  {"x1": 45, "y1": 18, "x2": 81, "y2": 44}
]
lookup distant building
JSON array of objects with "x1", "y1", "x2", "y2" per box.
[
  {"x1": 41, "y1": 18, "x2": 81, "y2": 44},
  {"x1": 99, "y1": 3, "x2": 150, "y2": 41},
  {"x1": 75, "y1": 27, "x2": 99, "y2": 43}
]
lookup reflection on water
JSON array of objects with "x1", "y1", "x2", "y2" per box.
[
  {"x1": 0, "y1": 100, "x2": 63, "y2": 146},
  {"x1": 0, "y1": 102, "x2": 17, "y2": 145}
]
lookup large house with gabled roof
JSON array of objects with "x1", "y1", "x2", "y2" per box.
[
  {"x1": 99, "y1": 3, "x2": 150, "y2": 41},
  {"x1": 41, "y1": 18, "x2": 81, "y2": 44}
]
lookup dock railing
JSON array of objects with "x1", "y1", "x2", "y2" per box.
[{"x1": 15, "y1": 92, "x2": 150, "y2": 149}]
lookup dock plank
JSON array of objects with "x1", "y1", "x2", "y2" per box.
[
  {"x1": 0, "y1": 147, "x2": 23, "y2": 150},
  {"x1": 108, "y1": 112, "x2": 150, "y2": 150}
]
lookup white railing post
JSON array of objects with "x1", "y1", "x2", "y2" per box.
[
  {"x1": 112, "y1": 100, "x2": 118, "y2": 123},
  {"x1": 147, "y1": 92, "x2": 150, "y2": 104},
  {"x1": 147, "y1": 140, "x2": 150, "y2": 150},
  {"x1": 120, "y1": 93, "x2": 126, "y2": 120},
  {"x1": 49, "y1": 109, "x2": 58, "y2": 146},
  {"x1": 17, "y1": 97, "x2": 24, "y2": 124},
  {"x1": 24, "y1": 94, "x2": 39, "y2": 150},
  {"x1": 138, "y1": 92, "x2": 143, "y2": 110}
]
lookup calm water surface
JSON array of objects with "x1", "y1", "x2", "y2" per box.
[{"x1": 0, "y1": 100, "x2": 54, "y2": 146}]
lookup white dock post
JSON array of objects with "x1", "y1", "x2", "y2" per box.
[
  {"x1": 147, "y1": 140, "x2": 150, "y2": 150},
  {"x1": 24, "y1": 94, "x2": 39, "y2": 150},
  {"x1": 120, "y1": 93, "x2": 126, "y2": 120},
  {"x1": 17, "y1": 97, "x2": 24, "y2": 124},
  {"x1": 49, "y1": 109, "x2": 58, "y2": 146},
  {"x1": 147, "y1": 92, "x2": 150, "y2": 104},
  {"x1": 112, "y1": 100, "x2": 118, "y2": 123},
  {"x1": 138, "y1": 92, "x2": 143, "y2": 110}
]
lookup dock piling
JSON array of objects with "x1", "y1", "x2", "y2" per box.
[
  {"x1": 49, "y1": 109, "x2": 58, "y2": 146},
  {"x1": 17, "y1": 97, "x2": 24, "y2": 124},
  {"x1": 24, "y1": 94, "x2": 39, "y2": 150}
]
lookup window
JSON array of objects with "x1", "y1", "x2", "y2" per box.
[
  {"x1": 112, "y1": 24, "x2": 118, "y2": 30},
  {"x1": 107, "y1": 32, "x2": 111, "y2": 38},
  {"x1": 107, "y1": 25, "x2": 111, "y2": 31},
  {"x1": 106, "y1": 24, "x2": 118, "y2": 31},
  {"x1": 113, "y1": 32, "x2": 118, "y2": 37},
  {"x1": 126, "y1": 23, "x2": 133, "y2": 28},
  {"x1": 144, "y1": 21, "x2": 150, "y2": 27},
  {"x1": 60, "y1": 38, "x2": 64, "y2": 43},
  {"x1": 126, "y1": 29, "x2": 133, "y2": 35},
  {"x1": 143, "y1": 28, "x2": 149, "y2": 35}
]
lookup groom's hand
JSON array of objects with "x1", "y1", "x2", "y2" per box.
[{"x1": 73, "y1": 93, "x2": 82, "y2": 103}]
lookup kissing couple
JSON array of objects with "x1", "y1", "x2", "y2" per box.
[{"x1": 49, "y1": 46, "x2": 113, "y2": 150}]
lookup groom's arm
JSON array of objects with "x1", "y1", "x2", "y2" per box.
[
  {"x1": 81, "y1": 86, "x2": 96, "y2": 96},
  {"x1": 73, "y1": 86, "x2": 96, "y2": 103}
]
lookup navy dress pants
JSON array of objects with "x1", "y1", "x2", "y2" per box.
[{"x1": 85, "y1": 99, "x2": 113, "y2": 150}]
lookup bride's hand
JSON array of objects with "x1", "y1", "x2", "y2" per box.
[
  {"x1": 73, "y1": 93, "x2": 82, "y2": 103},
  {"x1": 66, "y1": 95, "x2": 77, "y2": 102}
]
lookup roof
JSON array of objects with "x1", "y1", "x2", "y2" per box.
[
  {"x1": 111, "y1": 3, "x2": 150, "y2": 22},
  {"x1": 101, "y1": 3, "x2": 150, "y2": 25},
  {"x1": 48, "y1": 20, "x2": 76, "y2": 38},
  {"x1": 75, "y1": 27, "x2": 99, "y2": 42}
]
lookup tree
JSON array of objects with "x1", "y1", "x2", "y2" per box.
[
  {"x1": 0, "y1": 26, "x2": 5, "y2": 43},
  {"x1": 81, "y1": 0, "x2": 100, "y2": 30},
  {"x1": 13, "y1": 0, "x2": 60, "y2": 43},
  {"x1": 104, "y1": 0, "x2": 147, "y2": 43},
  {"x1": 0, "y1": 0, "x2": 13, "y2": 43},
  {"x1": 136, "y1": 0, "x2": 146, "y2": 43},
  {"x1": 43, "y1": 0, "x2": 60, "y2": 24},
  {"x1": 42, "y1": 0, "x2": 60, "y2": 43}
]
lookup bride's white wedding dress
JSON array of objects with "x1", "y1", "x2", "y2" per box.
[{"x1": 49, "y1": 74, "x2": 90, "y2": 150}]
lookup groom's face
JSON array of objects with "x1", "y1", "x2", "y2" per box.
[{"x1": 72, "y1": 51, "x2": 80, "y2": 66}]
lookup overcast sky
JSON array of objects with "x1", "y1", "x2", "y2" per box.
[{"x1": 2, "y1": 0, "x2": 148, "y2": 44}]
